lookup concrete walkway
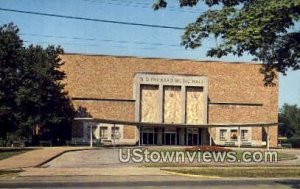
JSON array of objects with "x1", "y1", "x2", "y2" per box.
[
  {"x1": 20, "y1": 167, "x2": 169, "y2": 176},
  {"x1": 0, "y1": 147, "x2": 90, "y2": 169}
]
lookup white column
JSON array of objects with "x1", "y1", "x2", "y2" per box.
[
  {"x1": 113, "y1": 124, "x2": 116, "y2": 146},
  {"x1": 238, "y1": 126, "x2": 241, "y2": 149},
  {"x1": 159, "y1": 84, "x2": 163, "y2": 123},
  {"x1": 181, "y1": 86, "x2": 186, "y2": 124},
  {"x1": 267, "y1": 126, "x2": 270, "y2": 150},
  {"x1": 209, "y1": 128, "x2": 212, "y2": 146},
  {"x1": 138, "y1": 125, "x2": 141, "y2": 146},
  {"x1": 90, "y1": 124, "x2": 93, "y2": 148}
]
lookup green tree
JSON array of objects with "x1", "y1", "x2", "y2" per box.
[
  {"x1": 279, "y1": 103, "x2": 300, "y2": 138},
  {"x1": 0, "y1": 23, "x2": 75, "y2": 145},
  {"x1": 0, "y1": 23, "x2": 23, "y2": 141},
  {"x1": 15, "y1": 45, "x2": 75, "y2": 144},
  {"x1": 154, "y1": 0, "x2": 300, "y2": 84}
]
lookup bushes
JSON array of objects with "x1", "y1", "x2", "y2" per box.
[
  {"x1": 184, "y1": 145, "x2": 232, "y2": 152},
  {"x1": 287, "y1": 136, "x2": 300, "y2": 148}
]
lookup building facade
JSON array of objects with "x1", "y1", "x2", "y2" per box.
[{"x1": 61, "y1": 53, "x2": 279, "y2": 147}]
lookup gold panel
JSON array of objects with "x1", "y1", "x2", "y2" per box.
[
  {"x1": 141, "y1": 85, "x2": 160, "y2": 122},
  {"x1": 186, "y1": 87, "x2": 204, "y2": 124},
  {"x1": 164, "y1": 86, "x2": 182, "y2": 123}
]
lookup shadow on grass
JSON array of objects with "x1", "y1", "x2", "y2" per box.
[
  {"x1": 0, "y1": 148, "x2": 35, "y2": 160},
  {"x1": 276, "y1": 180, "x2": 300, "y2": 189}
]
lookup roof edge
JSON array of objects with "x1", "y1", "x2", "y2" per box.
[{"x1": 61, "y1": 52, "x2": 263, "y2": 65}]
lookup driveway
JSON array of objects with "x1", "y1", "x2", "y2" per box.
[
  {"x1": 17, "y1": 147, "x2": 300, "y2": 177},
  {"x1": 41, "y1": 148, "x2": 138, "y2": 168},
  {"x1": 20, "y1": 148, "x2": 168, "y2": 177}
]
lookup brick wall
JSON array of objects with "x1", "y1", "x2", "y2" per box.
[{"x1": 60, "y1": 54, "x2": 278, "y2": 147}]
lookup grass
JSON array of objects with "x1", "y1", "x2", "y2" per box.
[
  {"x1": 0, "y1": 148, "x2": 33, "y2": 160},
  {"x1": 143, "y1": 162, "x2": 300, "y2": 168},
  {"x1": 277, "y1": 153, "x2": 298, "y2": 161},
  {"x1": 163, "y1": 167, "x2": 300, "y2": 177},
  {"x1": 141, "y1": 148, "x2": 297, "y2": 167}
]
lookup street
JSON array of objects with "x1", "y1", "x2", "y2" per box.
[
  {"x1": 1, "y1": 148, "x2": 300, "y2": 188},
  {"x1": 0, "y1": 176, "x2": 300, "y2": 189}
]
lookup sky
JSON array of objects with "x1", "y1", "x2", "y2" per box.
[{"x1": 0, "y1": 0, "x2": 299, "y2": 108}]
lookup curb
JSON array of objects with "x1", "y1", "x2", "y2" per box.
[
  {"x1": 161, "y1": 170, "x2": 221, "y2": 179},
  {"x1": 35, "y1": 148, "x2": 94, "y2": 168}
]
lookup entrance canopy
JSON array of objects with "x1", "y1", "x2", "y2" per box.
[{"x1": 74, "y1": 118, "x2": 278, "y2": 128}]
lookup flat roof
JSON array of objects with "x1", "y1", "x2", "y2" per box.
[{"x1": 62, "y1": 52, "x2": 262, "y2": 65}]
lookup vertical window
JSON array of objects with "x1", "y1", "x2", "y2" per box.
[
  {"x1": 140, "y1": 85, "x2": 160, "y2": 123},
  {"x1": 100, "y1": 127, "x2": 108, "y2": 138},
  {"x1": 230, "y1": 129, "x2": 238, "y2": 140},
  {"x1": 163, "y1": 86, "x2": 182, "y2": 123},
  {"x1": 112, "y1": 127, "x2": 121, "y2": 139},
  {"x1": 186, "y1": 87, "x2": 204, "y2": 124},
  {"x1": 241, "y1": 130, "x2": 248, "y2": 140},
  {"x1": 220, "y1": 129, "x2": 227, "y2": 140}
]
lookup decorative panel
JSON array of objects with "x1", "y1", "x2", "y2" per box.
[
  {"x1": 140, "y1": 85, "x2": 160, "y2": 122},
  {"x1": 186, "y1": 87, "x2": 204, "y2": 124},
  {"x1": 163, "y1": 86, "x2": 182, "y2": 123}
]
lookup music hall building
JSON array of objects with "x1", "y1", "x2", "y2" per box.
[{"x1": 60, "y1": 53, "x2": 278, "y2": 147}]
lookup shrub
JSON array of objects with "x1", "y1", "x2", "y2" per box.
[
  {"x1": 184, "y1": 145, "x2": 232, "y2": 152},
  {"x1": 287, "y1": 136, "x2": 300, "y2": 148}
]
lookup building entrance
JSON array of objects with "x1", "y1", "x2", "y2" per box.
[
  {"x1": 141, "y1": 127, "x2": 158, "y2": 145},
  {"x1": 140, "y1": 126, "x2": 202, "y2": 146},
  {"x1": 186, "y1": 128, "x2": 201, "y2": 145},
  {"x1": 163, "y1": 128, "x2": 177, "y2": 145}
]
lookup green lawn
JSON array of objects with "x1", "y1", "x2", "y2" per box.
[
  {"x1": 144, "y1": 162, "x2": 300, "y2": 168},
  {"x1": 163, "y1": 167, "x2": 300, "y2": 177},
  {"x1": 142, "y1": 148, "x2": 297, "y2": 167},
  {"x1": 0, "y1": 149, "x2": 33, "y2": 160}
]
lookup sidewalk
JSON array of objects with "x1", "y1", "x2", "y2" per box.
[
  {"x1": 20, "y1": 167, "x2": 169, "y2": 176},
  {"x1": 0, "y1": 147, "x2": 90, "y2": 169}
]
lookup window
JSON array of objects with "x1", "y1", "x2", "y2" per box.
[
  {"x1": 220, "y1": 129, "x2": 227, "y2": 140},
  {"x1": 230, "y1": 129, "x2": 238, "y2": 140},
  {"x1": 99, "y1": 127, "x2": 108, "y2": 139},
  {"x1": 241, "y1": 130, "x2": 248, "y2": 140},
  {"x1": 111, "y1": 127, "x2": 121, "y2": 139}
]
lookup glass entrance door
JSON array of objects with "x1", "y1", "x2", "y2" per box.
[
  {"x1": 165, "y1": 133, "x2": 176, "y2": 145},
  {"x1": 187, "y1": 128, "x2": 201, "y2": 146},
  {"x1": 188, "y1": 133, "x2": 198, "y2": 145},
  {"x1": 164, "y1": 128, "x2": 177, "y2": 145},
  {"x1": 141, "y1": 127, "x2": 157, "y2": 145}
]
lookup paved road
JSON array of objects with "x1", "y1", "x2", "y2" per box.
[
  {"x1": 1, "y1": 148, "x2": 300, "y2": 188},
  {"x1": 42, "y1": 148, "x2": 138, "y2": 168},
  {"x1": 42, "y1": 148, "x2": 300, "y2": 168},
  {"x1": 0, "y1": 176, "x2": 299, "y2": 188},
  {"x1": 0, "y1": 147, "x2": 89, "y2": 169}
]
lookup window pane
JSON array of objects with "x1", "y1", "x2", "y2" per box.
[
  {"x1": 100, "y1": 127, "x2": 108, "y2": 138},
  {"x1": 220, "y1": 129, "x2": 227, "y2": 140},
  {"x1": 186, "y1": 87, "x2": 204, "y2": 124},
  {"x1": 241, "y1": 130, "x2": 248, "y2": 140},
  {"x1": 112, "y1": 127, "x2": 121, "y2": 139},
  {"x1": 230, "y1": 130, "x2": 238, "y2": 140},
  {"x1": 141, "y1": 85, "x2": 160, "y2": 123},
  {"x1": 164, "y1": 86, "x2": 182, "y2": 123}
]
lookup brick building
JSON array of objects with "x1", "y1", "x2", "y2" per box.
[{"x1": 60, "y1": 53, "x2": 278, "y2": 147}]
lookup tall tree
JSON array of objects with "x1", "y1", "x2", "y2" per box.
[
  {"x1": 154, "y1": 0, "x2": 300, "y2": 84},
  {"x1": 0, "y1": 23, "x2": 23, "y2": 140},
  {"x1": 279, "y1": 103, "x2": 300, "y2": 138},
  {"x1": 0, "y1": 23, "x2": 75, "y2": 145},
  {"x1": 15, "y1": 45, "x2": 75, "y2": 144}
]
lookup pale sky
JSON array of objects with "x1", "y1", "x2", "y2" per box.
[{"x1": 0, "y1": 0, "x2": 299, "y2": 108}]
